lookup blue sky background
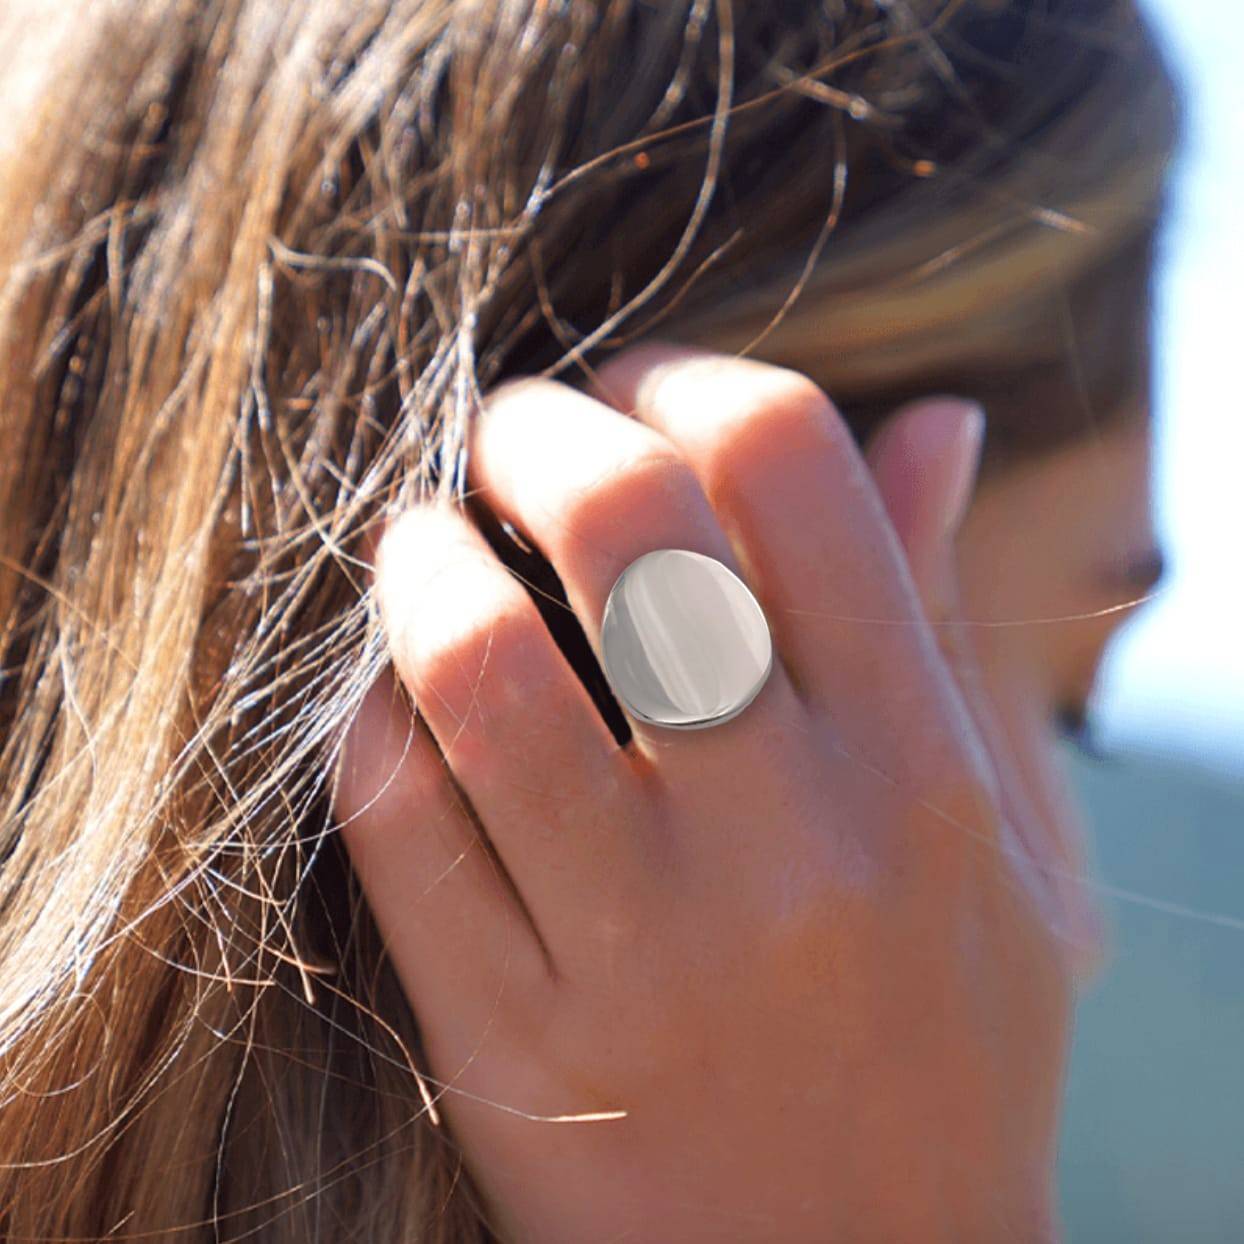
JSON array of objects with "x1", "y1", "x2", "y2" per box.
[{"x1": 1093, "y1": 0, "x2": 1244, "y2": 778}]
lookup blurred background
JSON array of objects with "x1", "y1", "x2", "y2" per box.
[
  {"x1": 1094, "y1": 0, "x2": 1244, "y2": 775},
  {"x1": 1057, "y1": 2, "x2": 1243, "y2": 1239}
]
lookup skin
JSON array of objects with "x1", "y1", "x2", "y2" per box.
[
  {"x1": 952, "y1": 409, "x2": 1160, "y2": 982},
  {"x1": 332, "y1": 343, "x2": 1161, "y2": 1243}
]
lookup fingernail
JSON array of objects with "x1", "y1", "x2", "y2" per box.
[{"x1": 934, "y1": 403, "x2": 986, "y2": 540}]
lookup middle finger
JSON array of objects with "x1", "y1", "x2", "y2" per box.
[{"x1": 466, "y1": 376, "x2": 809, "y2": 782}]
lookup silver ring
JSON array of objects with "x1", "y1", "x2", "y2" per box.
[{"x1": 599, "y1": 549, "x2": 774, "y2": 731}]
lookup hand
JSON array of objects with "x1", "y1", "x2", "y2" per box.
[{"x1": 332, "y1": 344, "x2": 1075, "y2": 1242}]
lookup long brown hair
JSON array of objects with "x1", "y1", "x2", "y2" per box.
[{"x1": 0, "y1": 1, "x2": 1178, "y2": 1238}]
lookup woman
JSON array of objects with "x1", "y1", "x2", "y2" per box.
[{"x1": 0, "y1": 1, "x2": 1178, "y2": 1240}]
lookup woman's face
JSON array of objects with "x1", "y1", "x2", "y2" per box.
[{"x1": 952, "y1": 412, "x2": 1163, "y2": 972}]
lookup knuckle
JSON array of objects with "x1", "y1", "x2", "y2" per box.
[
  {"x1": 334, "y1": 680, "x2": 441, "y2": 829},
  {"x1": 745, "y1": 881, "x2": 867, "y2": 1008},
  {"x1": 559, "y1": 447, "x2": 702, "y2": 545},
  {"x1": 416, "y1": 588, "x2": 512, "y2": 673},
  {"x1": 401, "y1": 592, "x2": 541, "y2": 774},
  {"x1": 892, "y1": 763, "x2": 1002, "y2": 871},
  {"x1": 584, "y1": 901, "x2": 650, "y2": 971},
  {"x1": 750, "y1": 366, "x2": 839, "y2": 431},
  {"x1": 697, "y1": 369, "x2": 848, "y2": 493}
]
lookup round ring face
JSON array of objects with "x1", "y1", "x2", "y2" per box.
[{"x1": 600, "y1": 549, "x2": 774, "y2": 730}]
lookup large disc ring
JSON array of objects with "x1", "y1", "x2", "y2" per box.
[{"x1": 599, "y1": 549, "x2": 774, "y2": 731}]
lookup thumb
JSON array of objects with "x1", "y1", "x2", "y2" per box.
[{"x1": 863, "y1": 396, "x2": 985, "y2": 623}]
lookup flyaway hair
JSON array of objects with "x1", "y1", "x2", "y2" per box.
[{"x1": 0, "y1": 2, "x2": 1178, "y2": 1238}]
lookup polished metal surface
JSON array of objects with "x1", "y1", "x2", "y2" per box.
[{"x1": 600, "y1": 549, "x2": 773, "y2": 730}]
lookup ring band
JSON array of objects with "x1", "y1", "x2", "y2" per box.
[{"x1": 599, "y1": 549, "x2": 774, "y2": 730}]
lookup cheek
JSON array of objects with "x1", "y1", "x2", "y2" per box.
[
  {"x1": 951, "y1": 469, "x2": 1088, "y2": 709},
  {"x1": 953, "y1": 525, "x2": 1086, "y2": 845},
  {"x1": 956, "y1": 505, "x2": 1121, "y2": 727}
]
